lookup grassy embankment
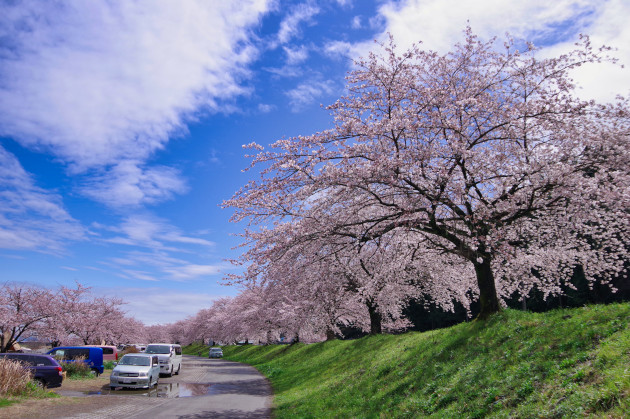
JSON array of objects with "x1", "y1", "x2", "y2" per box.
[{"x1": 197, "y1": 304, "x2": 629, "y2": 418}]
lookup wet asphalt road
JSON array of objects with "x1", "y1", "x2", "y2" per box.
[{"x1": 62, "y1": 355, "x2": 272, "y2": 419}]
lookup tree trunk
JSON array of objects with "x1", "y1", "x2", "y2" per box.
[
  {"x1": 366, "y1": 300, "x2": 382, "y2": 335},
  {"x1": 474, "y1": 257, "x2": 501, "y2": 319},
  {"x1": 325, "y1": 327, "x2": 336, "y2": 341}
]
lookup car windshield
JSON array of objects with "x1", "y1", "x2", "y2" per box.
[
  {"x1": 144, "y1": 345, "x2": 170, "y2": 354},
  {"x1": 119, "y1": 356, "x2": 150, "y2": 366},
  {"x1": 210, "y1": 349, "x2": 222, "y2": 353}
]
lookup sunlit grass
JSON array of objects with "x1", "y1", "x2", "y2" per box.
[{"x1": 219, "y1": 303, "x2": 629, "y2": 418}]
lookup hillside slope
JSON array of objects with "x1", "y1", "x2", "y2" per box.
[{"x1": 220, "y1": 304, "x2": 629, "y2": 418}]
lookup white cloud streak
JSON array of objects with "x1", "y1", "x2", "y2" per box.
[
  {"x1": 0, "y1": 146, "x2": 85, "y2": 253},
  {"x1": 283, "y1": 45, "x2": 310, "y2": 65},
  {"x1": 80, "y1": 161, "x2": 189, "y2": 208},
  {"x1": 275, "y1": 3, "x2": 320, "y2": 46},
  {"x1": 285, "y1": 79, "x2": 336, "y2": 112},
  {"x1": 164, "y1": 264, "x2": 224, "y2": 280},
  {"x1": 102, "y1": 214, "x2": 214, "y2": 250}
]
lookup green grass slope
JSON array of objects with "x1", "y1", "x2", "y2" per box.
[{"x1": 221, "y1": 304, "x2": 629, "y2": 418}]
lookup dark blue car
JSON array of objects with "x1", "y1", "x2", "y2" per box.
[
  {"x1": 47, "y1": 346, "x2": 104, "y2": 375},
  {"x1": 0, "y1": 353, "x2": 64, "y2": 388}
]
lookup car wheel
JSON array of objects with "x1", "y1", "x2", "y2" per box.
[
  {"x1": 33, "y1": 379, "x2": 46, "y2": 389},
  {"x1": 110, "y1": 386, "x2": 116, "y2": 391},
  {"x1": 175, "y1": 364, "x2": 180, "y2": 375},
  {"x1": 168, "y1": 365, "x2": 173, "y2": 377}
]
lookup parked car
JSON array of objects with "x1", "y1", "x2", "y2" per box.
[
  {"x1": 121, "y1": 343, "x2": 146, "y2": 352},
  {"x1": 144, "y1": 343, "x2": 182, "y2": 376},
  {"x1": 110, "y1": 353, "x2": 159, "y2": 389},
  {"x1": 208, "y1": 347, "x2": 223, "y2": 358},
  {"x1": 84, "y1": 345, "x2": 118, "y2": 362},
  {"x1": 47, "y1": 346, "x2": 104, "y2": 375},
  {"x1": 0, "y1": 353, "x2": 64, "y2": 388}
]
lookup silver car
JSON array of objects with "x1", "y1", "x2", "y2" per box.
[
  {"x1": 209, "y1": 347, "x2": 223, "y2": 358},
  {"x1": 110, "y1": 353, "x2": 159, "y2": 389}
]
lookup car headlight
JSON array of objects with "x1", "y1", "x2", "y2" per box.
[
  {"x1": 110, "y1": 371, "x2": 118, "y2": 377},
  {"x1": 138, "y1": 372, "x2": 147, "y2": 377}
]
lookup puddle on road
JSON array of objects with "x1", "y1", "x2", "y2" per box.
[{"x1": 62, "y1": 382, "x2": 219, "y2": 398}]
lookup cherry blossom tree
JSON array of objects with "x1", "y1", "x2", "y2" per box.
[
  {"x1": 144, "y1": 324, "x2": 172, "y2": 344},
  {"x1": 108, "y1": 316, "x2": 147, "y2": 346},
  {"x1": 184, "y1": 308, "x2": 215, "y2": 345},
  {"x1": 57, "y1": 283, "x2": 127, "y2": 344},
  {"x1": 230, "y1": 221, "x2": 458, "y2": 336},
  {"x1": 36, "y1": 283, "x2": 138, "y2": 346},
  {"x1": 226, "y1": 28, "x2": 629, "y2": 319},
  {"x1": 36, "y1": 282, "x2": 90, "y2": 346},
  {"x1": 0, "y1": 284, "x2": 55, "y2": 352}
]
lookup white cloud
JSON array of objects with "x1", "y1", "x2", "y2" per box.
[
  {"x1": 120, "y1": 270, "x2": 159, "y2": 282},
  {"x1": 103, "y1": 214, "x2": 214, "y2": 250},
  {"x1": 96, "y1": 215, "x2": 219, "y2": 284},
  {"x1": 357, "y1": 0, "x2": 629, "y2": 102},
  {"x1": 275, "y1": 3, "x2": 320, "y2": 46},
  {"x1": 376, "y1": 0, "x2": 597, "y2": 52},
  {"x1": 101, "y1": 287, "x2": 231, "y2": 325},
  {"x1": 0, "y1": 146, "x2": 85, "y2": 253},
  {"x1": 0, "y1": 0, "x2": 273, "y2": 205},
  {"x1": 533, "y1": 0, "x2": 630, "y2": 101},
  {"x1": 324, "y1": 40, "x2": 355, "y2": 59},
  {"x1": 164, "y1": 264, "x2": 224, "y2": 280},
  {"x1": 286, "y1": 79, "x2": 336, "y2": 112},
  {"x1": 351, "y1": 16, "x2": 362, "y2": 29},
  {"x1": 80, "y1": 160, "x2": 188, "y2": 208},
  {"x1": 258, "y1": 103, "x2": 276, "y2": 113},
  {"x1": 284, "y1": 45, "x2": 310, "y2": 65}
]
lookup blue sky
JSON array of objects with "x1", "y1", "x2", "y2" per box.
[{"x1": 1, "y1": 0, "x2": 628, "y2": 325}]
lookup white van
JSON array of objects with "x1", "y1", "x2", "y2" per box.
[{"x1": 144, "y1": 343, "x2": 182, "y2": 376}]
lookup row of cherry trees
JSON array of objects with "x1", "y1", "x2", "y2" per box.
[
  {"x1": 5, "y1": 29, "x2": 627, "y2": 348},
  {"x1": 0, "y1": 282, "x2": 145, "y2": 352},
  {"x1": 207, "y1": 28, "x2": 629, "y2": 340}
]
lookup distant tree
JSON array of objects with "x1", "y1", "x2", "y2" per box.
[
  {"x1": 226, "y1": 28, "x2": 629, "y2": 319},
  {"x1": 108, "y1": 316, "x2": 146, "y2": 346},
  {"x1": 144, "y1": 324, "x2": 172, "y2": 344},
  {"x1": 37, "y1": 283, "x2": 129, "y2": 345}
]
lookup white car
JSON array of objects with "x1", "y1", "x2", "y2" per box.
[
  {"x1": 110, "y1": 353, "x2": 159, "y2": 389},
  {"x1": 144, "y1": 343, "x2": 182, "y2": 376}
]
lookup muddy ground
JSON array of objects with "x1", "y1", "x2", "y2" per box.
[{"x1": 1, "y1": 372, "x2": 117, "y2": 418}]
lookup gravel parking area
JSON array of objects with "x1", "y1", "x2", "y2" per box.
[{"x1": 0, "y1": 356, "x2": 271, "y2": 419}]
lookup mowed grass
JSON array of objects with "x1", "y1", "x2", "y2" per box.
[
  {"x1": 182, "y1": 342, "x2": 209, "y2": 356},
  {"x1": 220, "y1": 303, "x2": 629, "y2": 418}
]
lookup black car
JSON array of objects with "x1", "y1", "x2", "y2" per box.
[{"x1": 0, "y1": 353, "x2": 64, "y2": 388}]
